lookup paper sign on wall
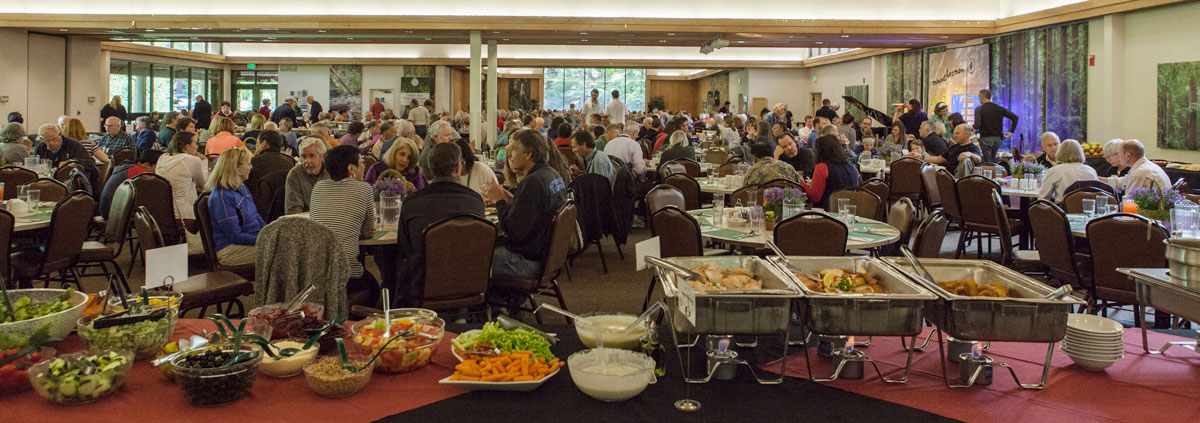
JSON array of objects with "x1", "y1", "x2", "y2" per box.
[
  {"x1": 144, "y1": 244, "x2": 188, "y2": 289},
  {"x1": 635, "y1": 236, "x2": 661, "y2": 271}
]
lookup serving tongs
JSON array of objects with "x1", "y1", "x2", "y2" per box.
[
  {"x1": 899, "y1": 245, "x2": 938, "y2": 286},
  {"x1": 645, "y1": 256, "x2": 702, "y2": 281}
]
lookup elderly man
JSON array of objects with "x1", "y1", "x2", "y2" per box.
[
  {"x1": 604, "y1": 122, "x2": 646, "y2": 176},
  {"x1": 35, "y1": 123, "x2": 97, "y2": 180},
  {"x1": 310, "y1": 123, "x2": 339, "y2": 148},
  {"x1": 532, "y1": 117, "x2": 546, "y2": 135},
  {"x1": 919, "y1": 123, "x2": 981, "y2": 177},
  {"x1": 569, "y1": 130, "x2": 616, "y2": 184},
  {"x1": 156, "y1": 111, "x2": 180, "y2": 148},
  {"x1": 1035, "y1": 132, "x2": 1061, "y2": 168},
  {"x1": 133, "y1": 116, "x2": 156, "y2": 151},
  {"x1": 417, "y1": 120, "x2": 454, "y2": 176},
  {"x1": 483, "y1": 129, "x2": 568, "y2": 280},
  {"x1": 98, "y1": 116, "x2": 135, "y2": 156},
  {"x1": 918, "y1": 120, "x2": 950, "y2": 157},
  {"x1": 193, "y1": 95, "x2": 212, "y2": 130},
  {"x1": 306, "y1": 96, "x2": 323, "y2": 125},
  {"x1": 284, "y1": 136, "x2": 331, "y2": 214},
  {"x1": 271, "y1": 97, "x2": 298, "y2": 124},
  {"x1": 1107, "y1": 139, "x2": 1170, "y2": 195}
]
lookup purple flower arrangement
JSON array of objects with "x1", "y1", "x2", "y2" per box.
[
  {"x1": 1129, "y1": 183, "x2": 1184, "y2": 212},
  {"x1": 374, "y1": 169, "x2": 410, "y2": 198},
  {"x1": 1012, "y1": 161, "x2": 1046, "y2": 179},
  {"x1": 764, "y1": 187, "x2": 805, "y2": 207}
]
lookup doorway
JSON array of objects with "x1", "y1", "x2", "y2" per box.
[{"x1": 810, "y1": 93, "x2": 822, "y2": 117}]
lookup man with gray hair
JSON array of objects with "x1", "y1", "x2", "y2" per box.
[
  {"x1": 1035, "y1": 132, "x2": 1061, "y2": 168},
  {"x1": 417, "y1": 120, "x2": 454, "y2": 175},
  {"x1": 35, "y1": 123, "x2": 97, "y2": 181},
  {"x1": 271, "y1": 96, "x2": 299, "y2": 124},
  {"x1": 98, "y1": 116, "x2": 135, "y2": 156},
  {"x1": 918, "y1": 120, "x2": 949, "y2": 157},
  {"x1": 133, "y1": 116, "x2": 157, "y2": 151},
  {"x1": 604, "y1": 121, "x2": 645, "y2": 176},
  {"x1": 284, "y1": 136, "x2": 331, "y2": 214},
  {"x1": 1107, "y1": 139, "x2": 1170, "y2": 195},
  {"x1": 483, "y1": 129, "x2": 568, "y2": 281}
]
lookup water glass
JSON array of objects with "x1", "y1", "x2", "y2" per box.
[
  {"x1": 26, "y1": 189, "x2": 40, "y2": 207},
  {"x1": 23, "y1": 157, "x2": 38, "y2": 169},
  {"x1": 1107, "y1": 204, "x2": 1118, "y2": 215},
  {"x1": 749, "y1": 205, "x2": 765, "y2": 234},
  {"x1": 714, "y1": 193, "x2": 725, "y2": 224},
  {"x1": 1081, "y1": 198, "x2": 1096, "y2": 218},
  {"x1": 379, "y1": 193, "x2": 401, "y2": 226},
  {"x1": 1095, "y1": 196, "x2": 1109, "y2": 215},
  {"x1": 982, "y1": 169, "x2": 993, "y2": 180},
  {"x1": 18, "y1": 185, "x2": 29, "y2": 203},
  {"x1": 837, "y1": 198, "x2": 850, "y2": 215},
  {"x1": 782, "y1": 199, "x2": 804, "y2": 221},
  {"x1": 844, "y1": 204, "x2": 858, "y2": 226}
]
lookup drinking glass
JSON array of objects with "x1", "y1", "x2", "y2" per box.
[
  {"x1": 23, "y1": 157, "x2": 38, "y2": 169},
  {"x1": 1107, "y1": 204, "x2": 1118, "y2": 215},
  {"x1": 749, "y1": 205, "x2": 764, "y2": 234},
  {"x1": 844, "y1": 204, "x2": 858, "y2": 226},
  {"x1": 982, "y1": 169, "x2": 993, "y2": 180},
  {"x1": 379, "y1": 193, "x2": 401, "y2": 226},
  {"x1": 26, "y1": 189, "x2": 40, "y2": 207},
  {"x1": 1095, "y1": 196, "x2": 1109, "y2": 215},
  {"x1": 714, "y1": 193, "x2": 725, "y2": 225},
  {"x1": 837, "y1": 198, "x2": 850, "y2": 215},
  {"x1": 18, "y1": 185, "x2": 29, "y2": 203},
  {"x1": 0, "y1": 182, "x2": 5, "y2": 204},
  {"x1": 1081, "y1": 198, "x2": 1096, "y2": 218}
]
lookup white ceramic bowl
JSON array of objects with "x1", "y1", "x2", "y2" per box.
[
  {"x1": 1062, "y1": 349, "x2": 1122, "y2": 372},
  {"x1": 1063, "y1": 336, "x2": 1124, "y2": 351},
  {"x1": 1062, "y1": 343, "x2": 1124, "y2": 357},
  {"x1": 1066, "y1": 314, "x2": 1123, "y2": 335},
  {"x1": 1061, "y1": 344, "x2": 1124, "y2": 361},
  {"x1": 568, "y1": 348, "x2": 655, "y2": 402},
  {"x1": 1065, "y1": 329, "x2": 1123, "y2": 341}
]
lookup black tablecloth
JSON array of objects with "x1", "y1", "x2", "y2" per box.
[
  {"x1": 384, "y1": 324, "x2": 957, "y2": 423},
  {"x1": 1086, "y1": 156, "x2": 1117, "y2": 177}
]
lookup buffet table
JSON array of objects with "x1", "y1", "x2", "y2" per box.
[{"x1": 689, "y1": 208, "x2": 901, "y2": 250}]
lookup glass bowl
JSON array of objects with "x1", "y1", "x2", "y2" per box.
[
  {"x1": 246, "y1": 302, "x2": 325, "y2": 339},
  {"x1": 348, "y1": 314, "x2": 444, "y2": 374},
  {"x1": 258, "y1": 339, "x2": 320, "y2": 378},
  {"x1": 171, "y1": 347, "x2": 262, "y2": 407},
  {"x1": 567, "y1": 348, "x2": 656, "y2": 402},
  {"x1": 77, "y1": 311, "x2": 178, "y2": 361},
  {"x1": 28, "y1": 349, "x2": 133, "y2": 405},
  {"x1": 575, "y1": 312, "x2": 646, "y2": 350},
  {"x1": 0, "y1": 346, "x2": 55, "y2": 394},
  {"x1": 303, "y1": 354, "x2": 375, "y2": 398}
]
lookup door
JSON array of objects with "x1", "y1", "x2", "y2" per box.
[
  {"x1": 810, "y1": 93, "x2": 822, "y2": 117},
  {"x1": 751, "y1": 97, "x2": 768, "y2": 116}
]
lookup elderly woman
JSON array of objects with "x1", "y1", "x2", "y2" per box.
[
  {"x1": 1038, "y1": 140, "x2": 1098, "y2": 201},
  {"x1": 0, "y1": 122, "x2": 31, "y2": 165},
  {"x1": 365, "y1": 136, "x2": 424, "y2": 192},
  {"x1": 658, "y1": 130, "x2": 696, "y2": 165},
  {"x1": 64, "y1": 118, "x2": 110, "y2": 164},
  {"x1": 340, "y1": 121, "x2": 364, "y2": 147},
  {"x1": 1103, "y1": 139, "x2": 1128, "y2": 177},
  {"x1": 206, "y1": 148, "x2": 265, "y2": 267}
]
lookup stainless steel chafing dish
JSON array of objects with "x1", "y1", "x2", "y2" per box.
[
  {"x1": 647, "y1": 256, "x2": 800, "y2": 335},
  {"x1": 768, "y1": 257, "x2": 935, "y2": 337},
  {"x1": 1119, "y1": 267, "x2": 1200, "y2": 355},
  {"x1": 884, "y1": 258, "x2": 1083, "y2": 343}
]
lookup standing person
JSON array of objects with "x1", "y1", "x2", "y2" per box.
[
  {"x1": 157, "y1": 111, "x2": 180, "y2": 148},
  {"x1": 193, "y1": 95, "x2": 213, "y2": 130},
  {"x1": 306, "y1": 96, "x2": 323, "y2": 125},
  {"x1": 483, "y1": 129, "x2": 568, "y2": 280},
  {"x1": 206, "y1": 148, "x2": 265, "y2": 267},
  {"x1": 894, "y1": 99, "x2": 928, "y2": 137},
  {"x1": 284, "y1": 137, "x2": 330, "y2": 214},
  {"x1": 98, "y1": 116, "x2": 135, "y2": 156},
  {"x1": 605, "y1": 90, "x2": 627, "y2": 126},
  {"x1": 258, "y1": 99, "x2": 272, "y2": 119},
  {"x1": 973, "y1": 89, "x2": 1018, "y2": 163},
  {"x1": 798, "y1": 135, "x2": 862, "y2": 210},
  {"x1": 579, "y1": 89, "x2": 602, "y2": 125},
  {"x1": 409, "y1": 99, "x2": 431, "y2": 139},
  {"x1": 99, "y1": 95, "x2": 128, "y2": 131},
  {"x1": 815, "y1": 99, "x2": 839, "y2": 121},
  {"x1": 309, "y1": 145, "x2": 377, "y2": 306},
  {"x1": 271, "y1": 97, "x2": 298, "y2": 125},
  {"x1": 371, "y1": 98, "x2": 386, "y2": 120},
  {"x1": 156, "y1": 131, "x2": 208, "y2": 223}
]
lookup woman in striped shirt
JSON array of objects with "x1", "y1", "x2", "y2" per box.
[{"x1": 310, "y1": 145, "x2": 378, "y2": 306}]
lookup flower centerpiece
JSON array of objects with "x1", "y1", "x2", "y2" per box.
[
  {"x1": 764, "y1": 187, "x2": 806, "y2": 222},
  {"x1": 1128, "y1": 182, "x2": 1184, "y2": 221},
  {"x1": 764, "y1": 211, "x2": 777, "y2": 231},
  {"x1": 373, "y1": 169, "x2": 410, "y2": 200},
  {"x1": 1012, "y1": 160, "x2": 1046, "y2": 180},
  {"x1": 875, "y1": 143, "x2": 898, "y2": 163}
]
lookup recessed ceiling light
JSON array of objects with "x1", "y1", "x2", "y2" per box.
[
  {"x1": 737, "y1": 40, "x2": 745, "y2": 44},
  {"x1": 59, "y1": 29, "x2": 68, "y2": 32},
  {"x1": 424, "y1": 37, "x2": 432, "y2": 41},
  {"x1": 502, "y1": 38, "x2": 510, "y2": 41},
  {"x1": 816, "y1": 42, "x2": 824, "y2": 45},
  {"x1": 406, "y1": 30, "x2": 413, "y2": 34},
  {"x1": 145, "y1": 29, "x2": 155, "y2": 32},
  {"x1": 667, "y1": 33, "x2": 675, "y2": 36},
  {"x1": 841, "y1": 35, "x2": 849, "y2": 38},
  {"x1": 753, "y1": 34, "x2": 762, "y2": 37},
  {"x1": 659, "y1": 40, "x2": 667, "y2": 43},
  {"x1": 318, "y1": 30, "x2": 327, "y2": 33},
  {"x1": 906, "y1": 43, "x2": 913, "y2": 45},
  {"x1": 940, "y1": 36, "x2": 949, "y2": 39}
]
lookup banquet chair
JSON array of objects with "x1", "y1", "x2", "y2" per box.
[
  {"x1": 883, "y1": 197, "x2": 917, "y2": 255},
  {"x1": 53, "y1": 160, "x2": 86, "y2": 183},
  {"x1": 74, "y1": 181, "x2": 135, "y2": 295},
  {"x1": 132, "y1": 206, "x2": 253, "y2": 318},
  {"x1": 127, "y1": 173, "x2": 183, "y2": 274},
  {"x1": 642, "y1": 206, "x2": 729, "y2": 310},
  {"x1": 704, "y1": 150, "x2": 728, "y2": 165},
  {"x1": 860, "y1": 178, "x2": 890, "y2": 211},
  {"x1": 10, "y1": 192, "x2": 93, "y2": 289},
  {"x1": 1086, "y1": 213, "x2": 1169, "y2": 326},
  {"x1": 25, "y1": 178, "x2": 68, "y2": 203},
  {"x1": 414, "y1": 215, "x2": 495, "y2": 318},
  {"x1": 569, "y1": 174, "x2": 616, "y2": 273},
  {"x1": 658, "y1": 162, "x2": 686, "y2": 180},
  {"x1": 730, "y1": 186, "x2": 762, "y2": 208},
  {"x1": 255, "y1": 216, "x2": 349, "y2": 317},
  {"x1": 644, "y1": 184, "x2": 686, "y2": 230},
  {"x1": 557, "y1": 146, "x2": 577, "y2": 171},
  {"x1": 0, "y1": 209, "x2": 13, "y2": 288},
  {"x1": 104, "y1": 147, "x2": 136, "y2": 183},
  {"x1": 194, "y1": 191, "x2": 256, "y2": 280},
  {"x1": 1064, "y1": 179, "x2": 1117, "y2": 198},
  {"x1": 638, "y1": 139, "x2": 652, "y2": 159},
  {"x1": 988, "y1": 190, "x2": 1018, "y2": 265},
  {"x1": 1027, "y1": 200, "x2": 1087, "y2": 291},
  {"x1": 489, "y1": 201, "x2": 576, "y2": 324},
  {"x1": 0, "y1": 166, "x2": 38, "y2": 200},
  {"x1": 663, "y1": 174, "x2": 701, "y2": 210},
  {"x1": 910, "y1": 211, "x2": 950, "y2": 258},
  {"x1": 673, "y1": 158, "x2": 702, "y2": 179},
  {"x1": 774, "y1": 211, "x2": 847, "y2": 256},
  {"x1": 829, "y1": 188, "x2": 882, "y2": 222},
  {"x1": 956, "y1": 176, "x2": 1023, "y2": 262},
  {"x1": 361, "y1": 154, "x2": 378, "y2": 171},
  {"x1": 1062, "y1": 188, "x2": 1119, "y2": 214},
  {"x1": 252, "y1": 170, "x2": 289, "y2": 224},
  {"x1": 920, "y1": 164, "x2": 942, "y2": 213},
  {"x1": 889, "y1": 157, "x2": 923, "y2": 204},
  {"x1": 975, "y1": 162, "x2": 1008, "y2": 178},
  {"x1": 717, "y1": 163, "x2": 736, "y2": 177},
  {"x1": 934, "y1": 168, "x2": 963, "y2": 230}
]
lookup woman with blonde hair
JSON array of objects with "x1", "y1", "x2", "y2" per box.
[
  {"x1": 204, "y1": 116, "x2": 251, "y2": 156},
  {"x1": 100, "y1": 95, "x2": 127, "y2": 130},
  {"x1": 206, "y1": 148, "x2": 265, "y2": 266},
  {"x1": 364, "y1": 136, "x2": 423, "y2": 192},
  {"x1": 64, "y1": 118, "x2": 109, "y2": 164},
  {"x1": 659, "y1": 130, "x2": 695, "y2": 165},
  {"x1": 0, "y1": 122, "x2": 29, "y2": 165}
]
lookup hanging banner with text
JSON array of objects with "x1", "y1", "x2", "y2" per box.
[{"x1": 928, "y1": 44, "x2": 990, "y2": 126}]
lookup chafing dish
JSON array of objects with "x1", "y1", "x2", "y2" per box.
[
  {"x1": 1119, "y1": 267, "x2": 1200, "y2": 355},
  {"x1": 648, "y1": 256, "x2": 800, "y2": 335}
]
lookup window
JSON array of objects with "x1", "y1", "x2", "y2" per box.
[
  {"x1": 233, "y1": 70, "x2": 279, "y2": 114},
  {"x1": 808, "y1": 47, "x2": 852, "y2": 58},
  {"x1": 543, "y1": 67, "x2": 646, "y2": 112},
  {"x1": 128, "y1": 41, "x2": 221, "y2": 54},
  {"x1": 108, "y1": 60, "x2": 222, "y2": 115}
]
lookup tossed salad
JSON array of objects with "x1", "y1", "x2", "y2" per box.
[{"x1": 451, "y1": 322, "x2": 556, "y2": 361}]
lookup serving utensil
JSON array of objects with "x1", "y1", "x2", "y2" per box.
[
  {"x1": 496, "y1": 315, "x2": 559, "y2": 344},
  {"x1": 621, "y1": 302, "x2": 663, "y2": 334},
  {"x1": 151, "y1": 335, "x2": 210, "y2": 366},
  {"x1": 284, "y1": 284, "x2": 317, "y2": 315}
]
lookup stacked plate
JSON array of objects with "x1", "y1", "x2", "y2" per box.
[{"x1": 1060, "y1": 314, "x2": 1125, "y2": 371}]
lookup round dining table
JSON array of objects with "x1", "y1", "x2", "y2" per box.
[{"x1": 688, "y1": 208, "x2": 902, "y2": 250}]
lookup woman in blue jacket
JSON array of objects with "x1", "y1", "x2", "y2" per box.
[{"x1": 206, "y1": 147, "x2": 265, "y2": 266}]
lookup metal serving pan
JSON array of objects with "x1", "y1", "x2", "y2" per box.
[
  {"x1": 1122, "y1": 268, "x2": 1200, "y2": 323},
  {"x1": 884, "y1": 258, "x2": 1083, "y2": 343},
  {"x1": 648, "y1": 256, "x2": 800, "y2": 335},
  {"x1": 768, "y1": 257, "x2": 936, "y2": 337}
]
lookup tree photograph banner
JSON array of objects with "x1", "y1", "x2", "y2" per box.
[
  {"x1": 928, "y1": 44, "x2": 989, "y2": 126},
  {"x1": 1158, "y1": 60, "x2": 1200, "y2": 150}
]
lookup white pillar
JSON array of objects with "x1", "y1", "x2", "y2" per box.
[
  {"x1": 470, "y1": 31, "x2": 482, "y2": 151},
  {"x1": 1095, "y1": 15, "x2": 1125, "y2": 141},
  {"x1": 487, "y1": 40, "x2": 498, "y2": 150}
]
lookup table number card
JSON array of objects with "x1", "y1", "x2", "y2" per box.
[
  {"x1": 676, "y1": 274, "x2": 697, "y2": 326},
  {"x1": 635, "y1": 236, "x2": 661, "y2": 271},
  {"x1": 145, "y1": 243, "x2": 188, "y2": 289}
]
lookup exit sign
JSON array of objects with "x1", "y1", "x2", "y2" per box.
[{"x1": 248, "y1": 63, "x2": 256, "y2": 69}]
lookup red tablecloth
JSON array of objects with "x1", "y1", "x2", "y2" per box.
[
  {"x1": 4, "y1": 319, "x2": 469, "y2": 422},
  {"x1": 763, "y1": 327, "x2": 1200, "y2": 423}
]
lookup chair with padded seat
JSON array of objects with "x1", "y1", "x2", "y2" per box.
[
  {"x1": 730, "y1": 185, "x2": 762, "y2": 208},
  {"x1": 643, "y1": 206, "x2": 729, "y2": 311},
  {"x1": 704, "y1": 150, "x2": 728, "y2": 165},
  {"x1": 103, "y1": 147, "x2": 137, "y2": 183},
  {"x1": 663, "y1": 174, "x2": 701, "y2": 210},
  {"x1": 645, "y1": 184, "x2": 686, "y2": 229},
  {"x1": 412, "y1": 215, "x2": 496, "y2": 316},
  {"x1": 860, "y1": 178, "x2": 890, "y2": 211},
  {"x1": 194, "y1": 191, "x2": 256, "y2": 280},
  {"x1": 975, "y1": 162, "x2": 1008, "y2": 178},
  {"x1": 761, "y1": 178, "x2": 804, "y2": 192},
  {"x1": 658, "y1": 162, "x2": 686, "y2": 180},
  {"x1": 10, "y1": 192, "x2": 93, "y2": 289},
  {"x1": 252, "y1": 170, "x2": 289, "y2": 224},
  {"x1": 75, "y1": 181, "x2": 135, "y2": 294},
  {"x1": 54, "y1": 160, "x2": 86, "y2": 183},
  {"x1": 669, "y1": 158, "x2": 702, "y2": 179},
  {"x1": 488, "y1": 201, "x2": 576, "y2": 323},
  {"x1": 126, "y1": 173, "x2": 184, "y2": 274},
  {"x1": 1062, "y1": 187, "x2": 1119, "y2": 214},
  {"x1": 717, "y1": 162, "x2": 736, "y2": 177},
  {"x1": 934, "y1": 168, "x2": 962, "y2": 230},
  {"x1": 774, "y1": 211, "x2": 848, "y2": 256},
  {"x1": 889, "y1": 157, "x2": 924, "y2": 204},
  {"x1": 132, "y1": 206, "x2": 254, "y2": 317},
  {"x1": 24, "y1": 178, "x2": 68, "y2": 203},
  {"x1": 910, "y1": 210, "x2": 950, "y2": 258},
  {"x1": 956, "y1": 175, "x2": 1024, "y2": 262},
  {"x1": 0, "y1": 209, "x2": 13, "y2": 288},
  {"x1": 1027, "y1": 200, "x2": 1087, "y2": 291},
  {"x1": 557, "y1": 146, "x2": 577, "y2": 171},
  {"x1": 0, "y1": 166, "x2": 38, "y2": 200},
  {"x1": 570, "y1": 173, "x2": 616, "y2": 273},
  {"x1": 1064, "y1": 179, "x2": 1117, "y2": 198},
  {"x1": 883, "y1": 197, "x2": 917, "y2": 255},
  {"x1": 830, "y1": 188, "x2": 882, "y2": 222},
  {"x1": 919, "y1": 164, "x2": 942, "y2": 212},
  {"x1": 1086, "y1": 213, "x2": 1169, "y2": 326}
]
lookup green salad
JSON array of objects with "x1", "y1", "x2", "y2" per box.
[
  {"x1": 451, "y1": 322, "x2": 556, "y2": 360},
  {"x1": 1, "y1": 288, "x2": 75, "y2": 323},
  {"x1": 78, "y1": 312, "x2": 176, "y2": 360}
]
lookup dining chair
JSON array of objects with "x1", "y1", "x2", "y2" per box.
[
  {"x1": 1027, "y1": 200, "x2": 1087, "y2": 290},
  {"x1": 132, "y1": 206, "x2": 254, "y2": 318},
  {"x1": 671, "y1": 158, "x2": 702, "y2": 179},
  {"x1": 1062, "y1": 187, "x2": 1119, "y2": 214},
  {"x1": 127, "y1": 173, "x2": 183, "y2": 274},
  {"x1": 658, "y1": 162, "x2": 687, "y2": 180},
  {"x1": 919, "y1": 164, "x2": 942, "y2": 212},
  {"x1": 557, "y1": 145, "x2": 577, "y2": 171},
  {"x1": 829, "y1": 188, "x2": 882, "y2": 222},
  {"x1": 10, "y1": 192, "x2": 93, "y2": 289},
  {"x1": 934, "y1": 168, "x2": 963, "y2": 230},
  {"x1": 194, "y1": 191, "x2": 256, "y2": 280},
  {"x1": 717, "y1": 163, "x2": 736, "y2": 177},
  {"x1": 704, "y1": 150, "x2": 728, "y2": 165},
  {"x1": 489, "y1": 201, "x2": 576, "y2": 324},
  {"x1": 0, "y1": 166, "x2": 38, "y2": 200},
  {"x1": 0, "y1": 209, "x2": 13, "y2": 288},
  {"x1": 569, "y1": 173, "x2": 616, "y2": 273},
  {"x1": 887, "y1": 197, "x2": 917, "y2": 252},
  {"x1": 75, "y1": 181, "x2": 135, "y2": 295},
  {"x1": 25, "y1": 178, "x2": 68, "y2": 203},
  {"x1": 730, "y1": 185, "x2": 763, "y2": 208},
  {"x1": 956, "y1": 175, "x2": 1023, "y2": 262},
  {"x1": 254, "y1": 215, "x2": 349, "y2": 317},
  {"x1": 910, "y1": 210, "x2": 950, "y2": 258},
  {"x1": 53, "y1": 160, "x2": 86, "y2": 183},
  {"x1": 644, "y1": 184, "x2": 686, "y2": 230},
  {"x1": 663, "y1": 174, "x2": 701, "y2": 210},
  {"x1": 774, "y1": 211, "x2": 848, "y2": 256},
  {"x1": 889, "y1": 157, "x2": 923, "y2": 204},
  {"x1": 1086, "y1": 213, "x2": 1169, "y2": 325},
  {"x1": 414, "y1": 215, "x2": 496, "y2": 318},
  {"x1": 104, "y1": 147, "x2": 137, "y2": 183},
  {"x1": 1064, "y1": 179, "x2": 1117, "y2": 198},
  {"x1": 638, "y1": 139, "x2": 652, "y2": 159},
  {"x1": 988, "y1": 190, "x2": 1017, "y2": 266},
  {"x1": 252, "y1": 170, "x2": 289, "y2": 224},
  {"x1": 860, "y1": 178, "x2": 890, "y2": 210}
]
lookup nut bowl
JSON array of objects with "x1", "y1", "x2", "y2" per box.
[
  {"x1": 303, "y1": 354, "x2": 375, "y2": 398},
  {"x1": 0, "y1": 289, "x2": 90, "y2": 342},
  {"x1": 348, "y1": 314, "x2": 444, "y2": 374}
]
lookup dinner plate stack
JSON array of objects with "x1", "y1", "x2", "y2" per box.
[{"x1": 1060, "y1": 314, "x2": 1125, "y2": 371}]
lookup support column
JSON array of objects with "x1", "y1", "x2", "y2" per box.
[
  {"x1": 487, "y1": 40, "x2": 498, "y2": 151},
  {"x1": 1099, "y1": 14, "x2": 1125, "y2": 141},
  {"x1": 470, "y1": 31, "x2": 482, "y2": 150}
]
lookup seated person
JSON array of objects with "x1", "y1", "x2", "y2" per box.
[
  {"x1": 284, "y1": 136, "x2": 330, "y2": 214},
  {"x1": 204, "y1": 116, "x2": 252, "y2": 157},
  {"x1": 799, "y1": 135, "x2": 863, "y2": 210},
  {"x1": 365, "y1": 136, "x2": 424, "y2": 192},
  {"x1": 247, "y1": 130, "x2": 295, "y2": 193},
  {"x1": 455, "y1": 139, "x2": 499, "y2": 197},
  {"x1": 569, "y1": 130, "x2": 616, "y2": 184},
  {"x1": 310, "y1": 145, "x2": 378, "y2": 306},
  {"x1": 658, "y1": 130, "x2": 696, "y2": 165},
  {"x1": 1038, "y1": 140, "x2": 1098, "y2": 201},
  {"x1": 206, "y1": 148, "x2": 266, "y2": 267},
  {"x1": 35, "y1": 123, "x2": 98, "y2": 182},
  {"x1": 483, "y1": 129, "x2": 568, "y2": 280},
  {"x1": 744, "y1": 142, "x2": 800, "y2": 186},
  {"x1": 553, "y1": 123, "x2": 572, "y2": 147},
  {"x1": 396, "y1": 142, "x2": 487, "y2": 301},
  {"x1": 916, "y1": 123, "x2": 982, "y2": 177},
  {"x1": 917, "y1": 121, "x2": 949, "y2": 157},
  {"x1": 99, "y1": 149, "x2": 162, "y2": 219},
  {"x1": 854, "y1": 138, "x2": 876, "y2": 157},
  {"x1": 774, "y1": 135, "x2": 814, "y2": 177},
  {"x1": 156, "y1": 131, "x2": 209, "y2": 225},
  {"x1": 909, "y1": 139, "x2": 925, "y2": 156},
  {"x1": 1036, "y1": 132, "x2": 1061, "y2": 169}
]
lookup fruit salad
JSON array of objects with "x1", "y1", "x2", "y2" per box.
[{"x1": 349, "y1": 315, "x2": 444, "y2": 374}]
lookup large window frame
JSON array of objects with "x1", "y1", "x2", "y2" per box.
[
  {"x1": 543, "y1": 68, "x2": 646, "y2": 112},
  {"x1": 131, "y1": 41, "x2": 222, "y2": 54},
  {"x1": 108, "y1": 59, "x2": 223, "y2": 115},
  {"x1": 233, "y1": 70, "x2": 279, "y2": 114}
]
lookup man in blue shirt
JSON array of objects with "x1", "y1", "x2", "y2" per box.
[
  {"x1": 133, "y1": 116, "x2": 157, "y2": 151},
  {"x1": 569, "y1": 130, "x2": 615, "y2": 185}
]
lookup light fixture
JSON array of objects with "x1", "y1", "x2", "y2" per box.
[
  {"x1": 659, "y1": 40, "x2": 667, "y2": 43},
  {"x1": 581, "y1": 39, "x2": 588, "y2": 42},
  {"x1": 816, "y1": 41, "x2": 824, "y2": 45},
  {"x1": 580, "y1": 32, "x2": 587, "y2": 35},
  {"x1": 753, "y1": 34, "x2": 762, "y2": 37},
  {"x1": 502, "y1": 38, "x2": 510, "y2": 41},
  {"x1": 424, "y1": 37, "x2": 432, "y2": 41},
  {"x1": 737, "y1": 40, "x2": 745, "y2": 44},
  {"x1": 145, "y1": 29, "x2": 155, "y2": 32},
  {"x1": 667, "y1": 33, "x2": 675, "y2": 36},
  {"x1": 841, "y1": 35, "x2": 849, "y2": 38},
  {"x1": 347, "y1": 37, "x2": 354, "y2": 40},
  {"x1": 493, "y1": 31, "x2": 500, "y2": 34},
  {"x1": 940, "y1": 36, "x2": 949, "y2": 39},
  {"x1": 318, "y1": 30, "x2": 327, "y2": 33}
]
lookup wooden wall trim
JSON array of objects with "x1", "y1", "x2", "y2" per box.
[
  {"x1": 993, "y1": 0, "x2": 1185, "y2": 34},
  {"x1": 100, "y1": 41, "x2": 225, "y2": 63}
]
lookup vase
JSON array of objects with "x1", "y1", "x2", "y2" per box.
[{"x1": 765, "y1": 221, "x2": 776, "y2": 231}]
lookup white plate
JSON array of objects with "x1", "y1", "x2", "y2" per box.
[
  {"x1": 1066, "y1": 314, "x2": 1124, "y2": 335},
  {"x1": 1061, "y1": 344, "x2": 1124, "y2": 361},
  {"x1": 437, "y1": 367, "x2": 561, "y2": 391},
  {"x1": 1063, "y1": 336, "x2": 1124, "y2": 349}
]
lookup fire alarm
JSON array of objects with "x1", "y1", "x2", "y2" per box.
[{"x1": 1089, "y1": 55, "x2": 1095, "y2": 67}]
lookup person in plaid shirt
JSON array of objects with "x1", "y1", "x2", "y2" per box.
[{"x1": 98, "y1": 116, "x2": 134, "y2": 156}]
